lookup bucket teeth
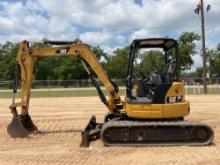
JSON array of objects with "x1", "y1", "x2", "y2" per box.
[
  {"x1": 19, "y1": 114, "x2": 38, "y2": 132},
  {"x1": 7, "y1": 114, "x2": 38, "y2": 138}
]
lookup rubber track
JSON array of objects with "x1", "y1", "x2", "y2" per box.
[{"x1": 101, "y1": 120, "x2": 214, "y2": 146}]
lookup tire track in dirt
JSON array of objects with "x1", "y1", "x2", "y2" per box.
[{"x1": 0, "y1": 96, "x2": 220, "y2": 165}]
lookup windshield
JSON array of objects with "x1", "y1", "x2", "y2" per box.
[{"x1": 132, "y1": 47, "x2": 176, "y2": 79}]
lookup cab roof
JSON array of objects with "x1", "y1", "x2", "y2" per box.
[{"x1": 132, "y1": 38, "x2": 177, "y2": 50}]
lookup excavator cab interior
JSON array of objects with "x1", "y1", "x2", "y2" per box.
[{"x1": 126, "y1": 38, "x2": 179, "y2": 104}]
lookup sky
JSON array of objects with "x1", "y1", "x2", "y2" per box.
[{"x1": 0, "y1": 0, "x2": 220, "y2": 70}]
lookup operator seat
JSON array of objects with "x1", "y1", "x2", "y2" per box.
[
  {"x1": 132, "y1": 78, "x2": 148, "y2": 97},
  {"x1": 151, "y1": 73, "x2": 162, "y2": 86},
  {"x1": 161, "y1": 63, "x2": 175, "y2": 83}
]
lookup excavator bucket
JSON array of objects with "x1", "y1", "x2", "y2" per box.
[
  {"x1": 7, "y1": 116, "x2": 29, "y2": 138},
  {"x1": 80, "y1": 115, "x2": 103, "y2": 147},
  {"x1": 7, "y1": 114, "x2": 38, "y2": 138}
]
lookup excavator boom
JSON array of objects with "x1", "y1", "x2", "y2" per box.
[{"x1": 7, "y1": 40, "x2": 124, "y2": 141}]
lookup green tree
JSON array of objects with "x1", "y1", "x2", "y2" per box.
[
  {"x1": 217, "y1": 43, "x2": 220, "y2": 51},
  {"x1": 92, "y1": 46, "x2": 109, "y2": 61},
  {"x1": 0, "y1": 33, "x2": 202, "y2": 81},
  {"x1": 54, "y1": 57, "x2": 87, "y2": 80},
  {"x1": 0, "y1": 42, "x2": 18, "y2": 80},
  {"x1": 104, "y1": 46, "x2": 130, "y2": 78},
  {"x1": 135, "y1": 50, "x2": 164, "y2": 77},
  {"x1": 208, "y1": 45, "x2": 220, "y2": 77},
  {"x1": 178, "y1": 32, "x2": 200, "y2": 71},
  {"x1": 35, "y1": 57, "x2": 59, "y2": 80},
  {"x1": 195, "y1": 67, "x2": 203, "y2": 77},
  {"x1": 32, "y1": 42, "x2": 58, "y2": 80},
  {"x1": 33, "y1": 43, "x2": 102, "y2": 81},
  {"x1": 185, "y1": 67, "x2": 203, "y2": 78}
]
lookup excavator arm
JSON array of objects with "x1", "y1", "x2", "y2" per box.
[{"x1": 7, "y1": 40, "x2": 124, "y2": 145}]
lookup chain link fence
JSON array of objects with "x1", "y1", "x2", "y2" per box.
[
  {"x1": 182, "y1": 77, "x2": 220, "y2": 95},
  {"x1": 0, "y1": 78, "x2": 220, "y2": 98},
  {"x1": 0, "y1": 79, "x2": 125, "y2": 98}
]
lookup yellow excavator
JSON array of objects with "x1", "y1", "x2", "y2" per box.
[{"x1": 7, "y1": 38, "x2": 214, "y2": 147}]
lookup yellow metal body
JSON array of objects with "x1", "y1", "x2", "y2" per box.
[
  {"x1": 10, "y1": 40, "x2": 190, "y2": 120},
  {"x1": 125, "y1": 82, "x2": 190, "y2": 119}
]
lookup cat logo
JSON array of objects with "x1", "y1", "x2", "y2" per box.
[
  {"x1": 60, "y1": 48, "x2": 68, "y2": 54},
  {"x1": 56, "y1": 47, "x2": 70, "y2": 54}
]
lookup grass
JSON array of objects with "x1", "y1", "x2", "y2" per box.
[
  {"x1": 0, "y1": 86, "x2": 220, "y2": 98},
  {"x1": 0, "y1": 88, "x2": 126, "y2": 98}
]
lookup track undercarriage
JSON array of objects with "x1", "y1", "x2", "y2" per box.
[
  {"x1": 7, "y1": 111, "x2": 214, "y2": 147},
  {"x1": 80, "y1": 114, "x2": 214, "y2": 147},
  {"x1": 7, "y1": 113, "x2": 214, "y2": 147}
]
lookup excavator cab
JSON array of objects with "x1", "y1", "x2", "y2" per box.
[
  {"x1": 126, "y1": 38, "x2": 178, "y2": 104},
  {"x1": 96, "y1": 39, "x2": 213, "y2": 147}
]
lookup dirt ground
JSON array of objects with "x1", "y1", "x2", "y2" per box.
[{"x1": 0, "y1": 95, "x2": 220, "y2": 165}]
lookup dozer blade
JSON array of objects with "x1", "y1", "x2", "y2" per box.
[
  {"x1": 80, "y1": 115, "x2": 103, "y2": 147},
  {"x1": 7, "y1": 114, "x2": 38, "y2": 138}
]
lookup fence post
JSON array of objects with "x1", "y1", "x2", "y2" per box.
[
  {"x1": 193, "y1": 82, "x2": 196, "y2": 95},
  {"x1": 184, "y1": 81, "x2": 187, "y2": 95},
  {"x1": 47, "y1": 80, "x2": 50, "y2": 97}
]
